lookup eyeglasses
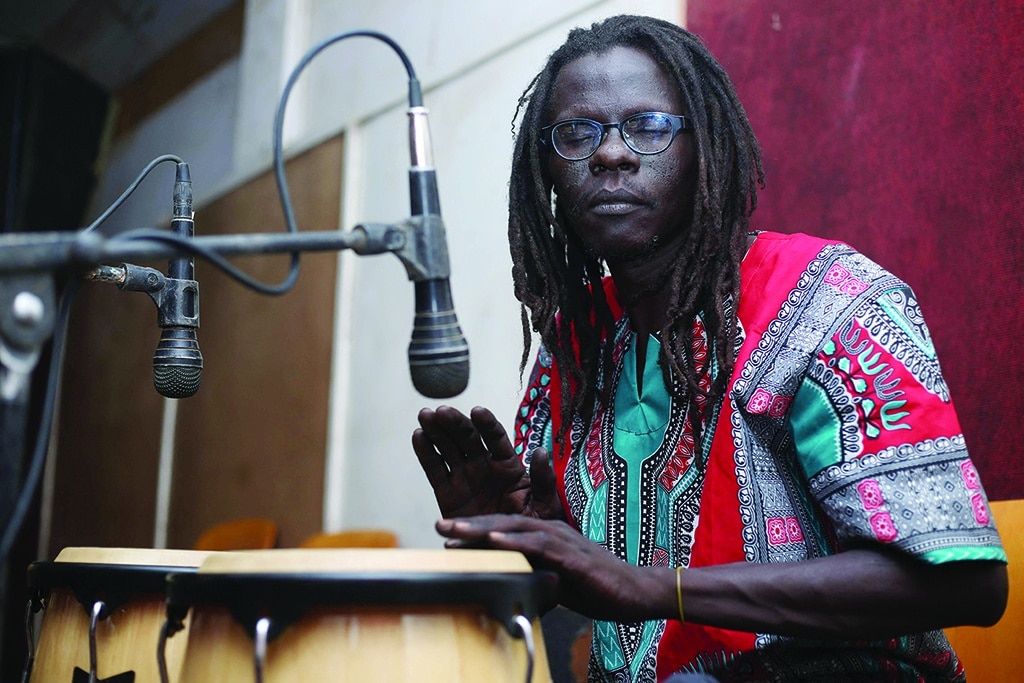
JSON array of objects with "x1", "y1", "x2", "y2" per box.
[{"x1": 540, "y1": 111, "x2": 693, "y2": 161}]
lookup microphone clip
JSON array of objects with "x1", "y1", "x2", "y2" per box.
[
  {"x1": 153, "y1": 277, "x2": 200, "y2": 330},
  {"x1": 352, "y1": 215, "x2": 449, "y2": 283},
  {"x1": 111, "y1": 263, "x2": 199, "y2": 330}
]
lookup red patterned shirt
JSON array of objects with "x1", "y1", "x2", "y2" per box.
[{"x1": 514, "y1": 231, "x2": 1005, "y2": 682}]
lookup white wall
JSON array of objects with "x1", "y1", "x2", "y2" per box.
[
  {"x1": 323, "y1": 0, "x2": 680, "y2": 548},
  {"x1": 87, "y1": 0, "x2": 681, "y2": 549}
]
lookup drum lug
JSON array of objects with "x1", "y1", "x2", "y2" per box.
[
  {"x1": 88, "y1": 600, "x2": 105, "y2": 682},
  {"x1": 253, "y1": 617, "x2": 272, "y2": 683},
  {"x1": 512, "y1": 614, "x2": 537, "y2": 683}
]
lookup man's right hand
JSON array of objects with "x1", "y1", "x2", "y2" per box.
[{"x1": 412, "y1": 405, "x2": 563, "y2": 520}]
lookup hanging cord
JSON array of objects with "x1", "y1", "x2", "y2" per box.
[
  {"x1": 109, "y1": 31, "x2": 422, "y2": 295},
  {"x1": 272, "y1": 29, "x2": 422, "y2": 248},
  {"x1": 83, "y1": 154, "x2": 184, "y2": 234}
]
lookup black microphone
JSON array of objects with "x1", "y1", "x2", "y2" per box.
[
  {"x1": 152, "y1": 162, "x2": 203, "y2": 398},
  {"x1": 406, "y1": 105, "x2": 469, "y2": 398}
]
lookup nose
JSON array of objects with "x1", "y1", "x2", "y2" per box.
[{"x1": 589, "y1": 126, "x2": 637, "y2": 172}]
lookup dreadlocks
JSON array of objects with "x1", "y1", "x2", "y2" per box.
[{"x1": 508, "y1": 15, "x2": 764, "y2": 449}]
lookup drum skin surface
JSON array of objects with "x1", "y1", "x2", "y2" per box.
[
  {"x1": 175, "y1": 548, "x2": 553, "y2": 682},
  {"x1": 29, "y1": 547, "x2": 210, "y2": 683}
]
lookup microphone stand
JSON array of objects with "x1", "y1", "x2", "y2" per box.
[
  {"x1": 0, "y1": 272, "x2": 56, "y2": 537},
  {"x1": 0, "y1": 216, "x2": 437, "y2": 561},
  {"x1": 1, "y1": 27, "x2": 466, "y2": 572}
]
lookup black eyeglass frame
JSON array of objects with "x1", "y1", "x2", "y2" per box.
[{"x1": 539, "y1": 112, "x2": 694, "y2": 161}]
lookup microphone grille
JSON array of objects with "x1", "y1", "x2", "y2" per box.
[
  {"x1": 153, "y1": 328, "x2": 203, "y2": 398},
  {"x1": 153, "y1": 365, "x2": 202, "y2": 399},
  {"x1": 409, "y1": 358, "x2": 470, "y2": 399}
]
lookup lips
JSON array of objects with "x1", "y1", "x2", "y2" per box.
[{"x1": 588, "y1": 188, "x2": 647, "y2": 215}]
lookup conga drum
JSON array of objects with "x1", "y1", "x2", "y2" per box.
[
  {"x1": 25, "y1": 547, "x2": 211, "y2": 683},
  {"x1": 164, "y1": 548, "x2": 557, "y2": 682}
]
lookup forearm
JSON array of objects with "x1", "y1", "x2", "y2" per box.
[
  {"x1": 657, "y1": 549, "x2": 1008, "y2": 639},
  {"x1": 437, "y1": 516, "x2": 1007, "y2": 640}
]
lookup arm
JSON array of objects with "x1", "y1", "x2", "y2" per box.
[
  {"x1": 412, "y1": 405, "x2": 563, "y2": 519},
  {"x1": 681, "y1": 547, "x2": 1007, "y2": 639},
  {"x1": 437, "y1": 514, "x2": 1008, "y2": 639}
]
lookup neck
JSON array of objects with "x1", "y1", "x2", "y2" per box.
[
  {"x1": 611, "y1": 231, "x2": 758, "y2": 338},
  {"x1": 610, "y1": 256, "x2": 676, "y2": 338}
]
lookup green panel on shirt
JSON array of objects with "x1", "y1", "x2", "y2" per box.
[
  {"x1": 613, "y1": 335, "x2": 670, "y2": 564},
  {"x1": 922, "y1": 546, "x2": 1007, "y2": 564},
  {"x1": 613, "y1": 335, "x2": 671, "y2": 458},
  {"x1": 790, "y1": 377, "x2": 845, "y2": 478}
]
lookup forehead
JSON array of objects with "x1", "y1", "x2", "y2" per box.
[{"x1": 548, "y1": 45, "x2": 684, "y2": 120}]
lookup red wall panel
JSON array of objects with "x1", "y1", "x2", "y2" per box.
[{"x1": 688, "y1": 1, "x2": 1024, "y2": 499}]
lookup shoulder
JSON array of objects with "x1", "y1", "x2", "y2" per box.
[
  {"x1": 748, "y1": 231, "x2": 905, "y2": 290},
  {"x1": 750, "y1": 230, "x2": 847, "y2": 260}
]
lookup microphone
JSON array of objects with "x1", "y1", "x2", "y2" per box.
[
  {"x1": 406, "y1": 105, "x2": 469, "y2": 398},
  {"x1": 152, "y1": 162, "x2": 203, "y2": 398}
]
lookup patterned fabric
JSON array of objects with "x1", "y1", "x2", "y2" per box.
[{"x1": 512, "y1": 232, "x2": 1005, "y2": 682}]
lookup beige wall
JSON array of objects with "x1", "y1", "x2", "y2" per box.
[{"x1": 168, "y1": 137, "x2": 343, "y2": 549}]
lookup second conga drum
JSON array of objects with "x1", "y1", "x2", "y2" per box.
[
  {"x1": 167, "y1": 548, "x2": 556, "y2": 682},
  {"x1": 26, "y1": 547, "x2": 211, "y2": 683}
]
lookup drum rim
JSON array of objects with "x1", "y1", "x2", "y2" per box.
[
  {"x1": 165, "y1": 570, "x2": 559, "y2": 643},
  {"x1": 27, "y1": 561, "x2": 197, "y2": 616}
]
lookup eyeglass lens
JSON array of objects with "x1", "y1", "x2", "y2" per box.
[{"x1": 550, "y1": 112, "x2": 682, "y2": 160}]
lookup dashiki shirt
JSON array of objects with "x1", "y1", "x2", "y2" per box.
[{"x1": 513, "y1": 231, "x2": 1005, "y2": 682}]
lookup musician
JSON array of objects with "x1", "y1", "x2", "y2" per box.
[{"x1": 412, "y1": 14, "x2": 1007, "y2": 682}]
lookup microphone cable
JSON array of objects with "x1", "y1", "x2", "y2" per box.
[{"x1": 271, "y1": 29, "x2": 421, "y2": 247}]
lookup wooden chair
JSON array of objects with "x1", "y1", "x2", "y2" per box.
[
  {"x1": 944, "y1": 498, "x2": 1023, "y2": 681},
  {"x1": 298, "y1": 528, "x2": 399, "y2": 549},
  {"x1": 192, "y1": 517, "x2": 278, "y2": 551}
]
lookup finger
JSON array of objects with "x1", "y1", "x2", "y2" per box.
[
  {"x1": 469, "y1": 406, "x2": 517, "y2": 461},
  {"x1": 418, "y1": 406, "x2": 477, "y2": 472},
  {"x1": 440, "y1": 517, "x2": 590, "y2": 572},
  {"x1": 437, "y1": 519, "x2": 547, "y2": 555},
  {"x1": 483, "y1": 526, "x2": 588, "y2": 576},
  {"x1": 432, "y1": 405, "x2": 491, "y2": 460},
  {"x1": 412, "y1": 428, "x2": 451, "y2": 490},
  {"x1": 440, "y1": 514, "x2": 549, "y2": 537},
  {"x1": 436, "y1": 517, "x2": 498, "y2": 543}
]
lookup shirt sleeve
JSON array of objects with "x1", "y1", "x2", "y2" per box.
[
  {"x1": 513, "y1": 345, "x2": 555, "y2": 467},
  {"x1": 790, "y1": 283, "x2": 1006, "y2": 564}
]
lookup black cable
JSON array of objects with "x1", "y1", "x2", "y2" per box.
[
  {"x1": 269, "y1": 30, "x2": 420, "y2": 296},
  {"x1": 83, "y1": 154, "x2": 183, "y2": 233},
  {"x1": 110, "y1": 228, "x2": 293, "y2": 296}
]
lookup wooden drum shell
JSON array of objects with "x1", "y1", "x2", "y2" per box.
[
  {"x1": 28, "y1": 547, "x2": 210, "y2": 683},
  {"x1": 172, "y1": 548, "x2": 554, "y2": 683}
]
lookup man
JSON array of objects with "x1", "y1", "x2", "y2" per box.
[{"x1": 412, "y1": 15, "x2": 1007, "y2": 682}]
